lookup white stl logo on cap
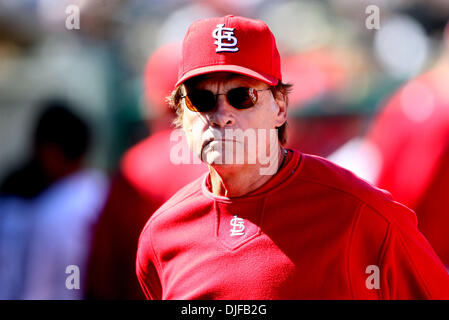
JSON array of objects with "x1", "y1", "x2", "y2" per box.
[{"x1": 212, "y1": 24, "x2": 239, "y2": 53}]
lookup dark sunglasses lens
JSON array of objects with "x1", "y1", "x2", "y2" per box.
[
  {"x1": 227, "y1": 87, "x2": 257, "y2": 109},
  {"x1": 188, "y1": 90, "x2": 216, "y2": 112}
]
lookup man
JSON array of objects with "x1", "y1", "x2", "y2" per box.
[
  {"x1": 136, "y1": 15, "x2": 449, "y2": 299},
  {"x1": 0, "y1": 99, "x2": 108, "y2": 299}
]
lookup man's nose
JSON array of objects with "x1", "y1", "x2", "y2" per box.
[{"x1": 209, "y1": 95, "x2": 235, "y2": 127}]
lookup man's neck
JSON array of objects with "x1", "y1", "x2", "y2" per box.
[{"x1": 208, "y1": 147, "x2": 285, "y2": 197}]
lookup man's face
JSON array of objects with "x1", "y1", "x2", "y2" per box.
[{"x1": 181, "y1": 73, "x2": 287, "y2": 170}]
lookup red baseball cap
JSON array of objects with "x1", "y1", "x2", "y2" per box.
[
  {"x1": 176, "y1": 15, "x2": 282, "y2": 87},
  {"x1": 144, "y1": 42, "x2": 182, "y2": 114}
]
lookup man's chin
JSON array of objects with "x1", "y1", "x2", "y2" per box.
[
  {"x1": 201, "y1": 150, "x2": 228, "y2": 165},
  {"x1": 202, "y1": 153, "x2": 260, "y2": 170}
]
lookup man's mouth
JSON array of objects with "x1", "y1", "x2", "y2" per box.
[
  {"x1": 202, "y1": 138, "x2": 240, "y2": 150},
  {"x1": 202, "y1": 137, "x2": 214, "y2": 151}
]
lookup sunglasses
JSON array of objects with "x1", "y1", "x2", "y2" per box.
[{"x1": 181, "y1": 87, "x2": 272, "y2": 112}]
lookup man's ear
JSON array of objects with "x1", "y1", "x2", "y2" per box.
[{"x1": 273, "y1": 94, "x2": 287, "y2": 127}]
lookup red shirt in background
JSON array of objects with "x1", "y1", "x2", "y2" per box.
[
  {"x1": 87, "y1": 129, "x2": 206, "y2": 299},
  {"x1": 366, "y1": 67, "x2": 449, "y2": 268}
]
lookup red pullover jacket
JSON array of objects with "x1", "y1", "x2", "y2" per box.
[{"x1": 136, "y1": 150, "x2": 449, "y2": 299}]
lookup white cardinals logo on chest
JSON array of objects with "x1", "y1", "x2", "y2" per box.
[
  {"x1": 212, "y1": 24, "x2": 239, "y2": 53},
  {"x1": 230, "y1": 215, "x2": 245, "y2": 236}
]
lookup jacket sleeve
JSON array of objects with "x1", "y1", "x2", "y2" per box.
[
  {"x1": 136, "y1": 221, "x2": 163, "y2": 300},
  {"x1": 380, "y1": 217, "x2": 449, "y2": 299},
  {"x1": 349, "y1": 202, "x2": 449, "y2": 299}
]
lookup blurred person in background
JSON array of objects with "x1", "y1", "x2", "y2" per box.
[
  {"x1": 330, "y1": 20, "x2": 449, "y2": 268},
  {"x1": 367, "y1": 21, "x2": 449, "y2": 269},
  {"x1": 0, "y1": 99, "x2": 108, "y2": 299},
  {"x1": 331, "y1": 21, "x2": 449, "y2": 269},
  {"x1": 86, "y1": 42, "x2": 206, "y2": 300}
]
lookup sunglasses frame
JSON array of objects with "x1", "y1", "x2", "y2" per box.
[{"x1": 181, "y1": 87, "x2": 272, "y2": 113}]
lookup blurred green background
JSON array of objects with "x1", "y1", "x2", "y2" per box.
[{"x1": 0, "y1": 0, "x2": 448, "y2": 177}]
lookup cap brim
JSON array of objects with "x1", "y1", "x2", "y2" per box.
[{"x1": 175, "y1": 65, "x2": 279, "y2": 87}]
